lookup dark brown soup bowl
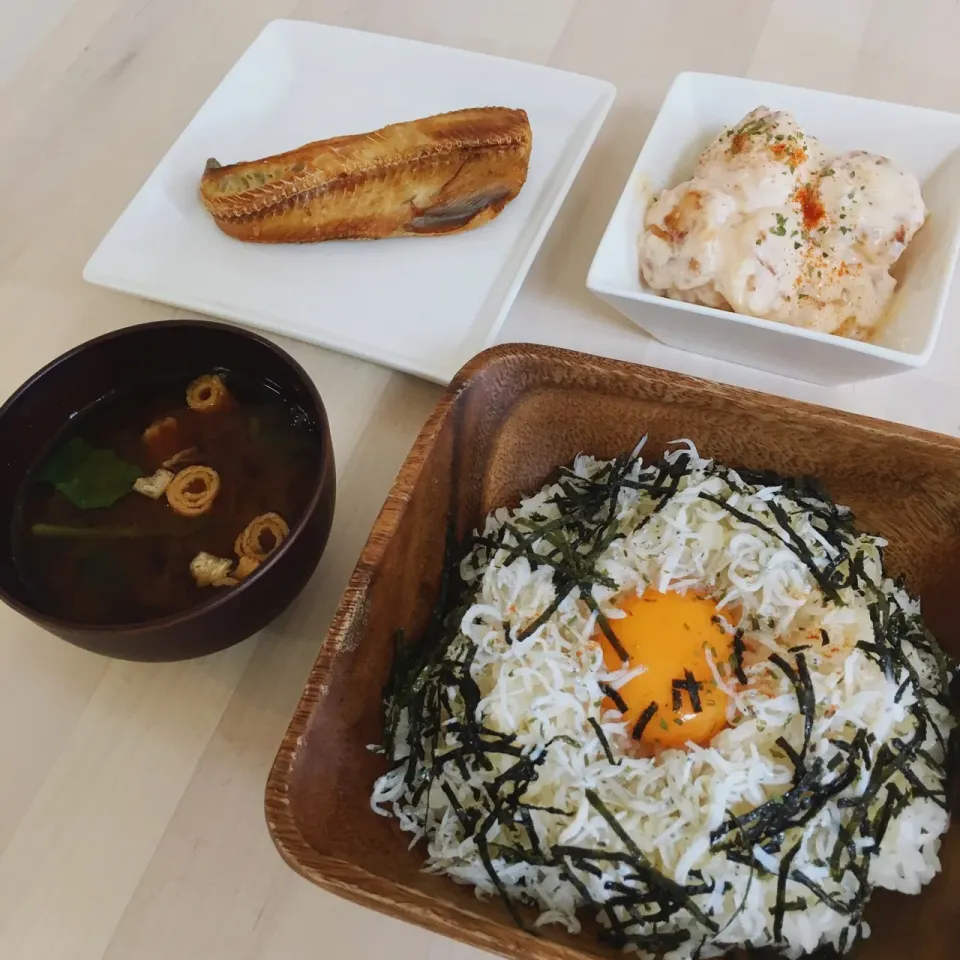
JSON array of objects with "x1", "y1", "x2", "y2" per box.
[{"x1": 0, "y1": 319, "x2": 336, "y2": 661}]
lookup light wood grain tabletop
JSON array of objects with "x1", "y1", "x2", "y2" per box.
[{"x1": 1, "y1": 2, "x2": 959, "y2": 959}]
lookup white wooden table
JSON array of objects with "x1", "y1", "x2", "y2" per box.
[{"x1": 1, "y1": 2, "x2": 958, "y2": 958}]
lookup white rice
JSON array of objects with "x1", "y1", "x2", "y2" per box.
[{"x1": 372, "y1": 442, "x2": 955, "y2": 959}]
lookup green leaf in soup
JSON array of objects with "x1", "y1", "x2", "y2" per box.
[
  {"x1": 37, "y1": 438, "x2": 142, "y2": 510},
  {"x1": 56, "y1": 449, "x2": 143, "y2": 510},
  {"x1": 36, "y1": 437, "x2": 91, "y2": 484}
]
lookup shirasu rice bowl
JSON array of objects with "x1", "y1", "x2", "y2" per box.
[{"x1": 371, "y1": 440, "x2": 957, "y2": 959}]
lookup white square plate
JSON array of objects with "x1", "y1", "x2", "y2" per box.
[
  {"x1": 84, "y1": 20, "x2": 615, "y2": 384},
  {"x1": 587, "y1": 72, "x2": 960, "y2": 385}
]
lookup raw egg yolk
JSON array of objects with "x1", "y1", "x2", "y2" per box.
[{"x1": 598, "y1": 589, "x2": 733, "y2": 749}]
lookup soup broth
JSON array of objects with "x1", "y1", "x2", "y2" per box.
[{"x1": 13, "y1": 369, "x2": 321, "y2": 625}]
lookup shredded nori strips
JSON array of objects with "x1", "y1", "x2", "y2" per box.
[
  {"x1": 599, "y1": 682, "x2": 629, "y2": 715},
  {"x1": 632, "y1": 701, "x2": 659, "y2": 741},
  {"x1": 698, "y1": 491, "x2": 840, "y2": 602},
  {"x1": 476, "y1": 827, "x2": 531, "y2": 932},
  {"x1": 376, "y1": 442, "x2": 958, "y2": 956},
  {"x1": 770, "y1": 652, "x2": 815, "y2": 769},
  {"x1": 773, "y1": 841, "x2": 802, "y2": 942},
  {"x1": 732, "y1": 628, "x2": 748, "y2": 684},
  {"x1": 583, "y1": 789, "x2": 719, "y2": 932},
  {"x1": 789, "y1": 871, "x2": 854, "y2": 915},
  {"x1": 589, "y1": 717, "x2": 620, "y2": 767},
  {"x1": 673, "y1": 669, "x2": 704, "y2": 713}
]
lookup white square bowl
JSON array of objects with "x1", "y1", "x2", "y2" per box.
[{"x1": 586, "y1": 72, "x2": 960, "y2": 386}]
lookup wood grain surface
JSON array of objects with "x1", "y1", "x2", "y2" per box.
[{"x1": 2, "y1": 3, "x2": 960, "y2": 960}]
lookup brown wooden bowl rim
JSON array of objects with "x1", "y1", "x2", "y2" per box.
[{"x1": 0, "y1": 317, "x2": 334, "y2": 637}]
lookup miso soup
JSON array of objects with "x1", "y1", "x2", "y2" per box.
[{"x1": 12, "y1": 369, "x2": 322, "y2": 625}]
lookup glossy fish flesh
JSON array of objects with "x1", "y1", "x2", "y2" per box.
[{"x1": 199, "y1": 107, "x2": 532, "y2": 243}]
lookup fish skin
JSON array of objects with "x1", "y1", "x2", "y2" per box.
[{"x1": 198, "y1": 107, "x2": 532, "y2": 243}]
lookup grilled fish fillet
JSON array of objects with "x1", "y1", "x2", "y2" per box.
[{"x1": 199, "y1": 107, "x2": 532, "y2": 243}]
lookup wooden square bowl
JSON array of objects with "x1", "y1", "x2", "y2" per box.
[{"x1": 265, "y1": 344, "x2": 959, "y2": 960}]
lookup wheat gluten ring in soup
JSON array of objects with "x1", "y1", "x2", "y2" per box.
[
  {"x1": 235, "y1": 512, "x2": 289, "y2": 561},
  {"x1": 165, "y1": 465, "x2": 221, "y2": 517}
]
